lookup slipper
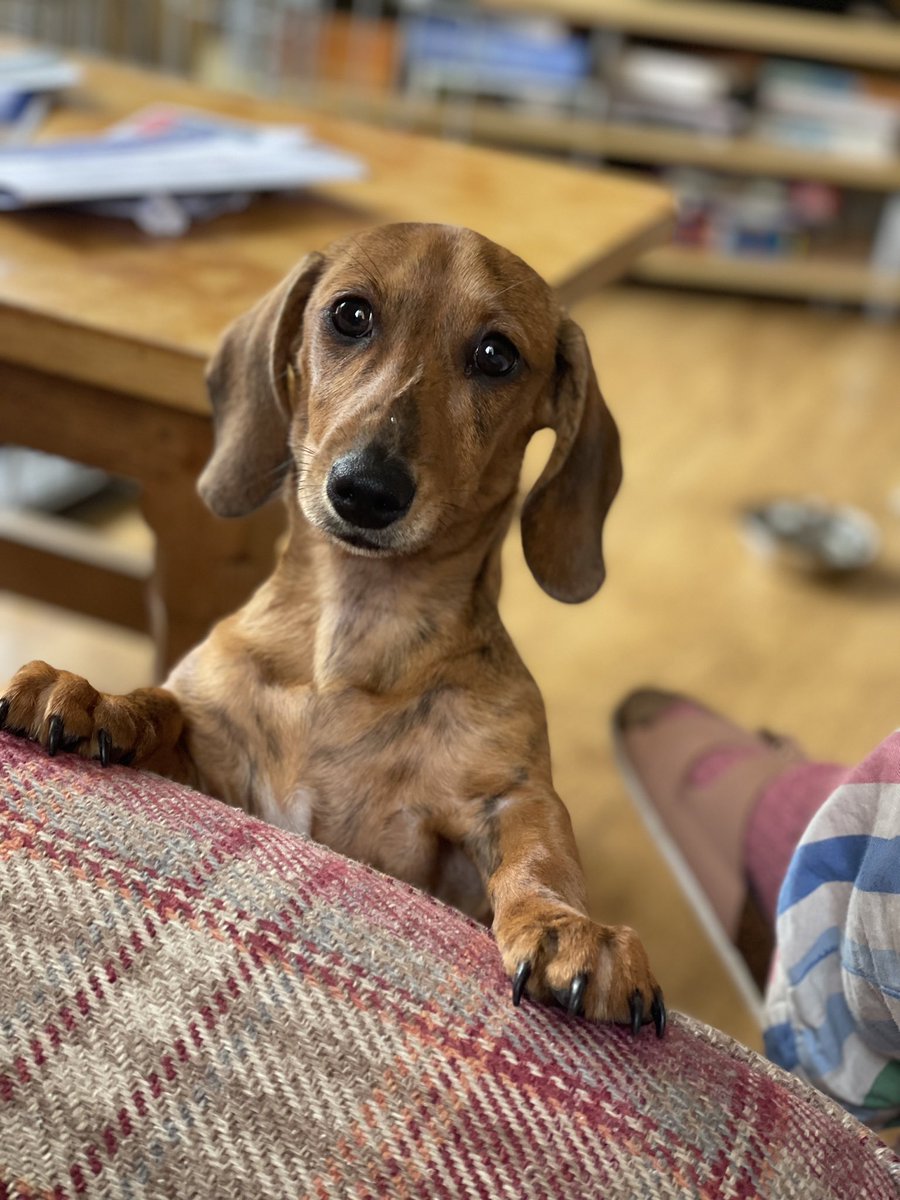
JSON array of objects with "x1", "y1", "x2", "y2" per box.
[{"x1": 611, "y1": 688, "x2": 807, "y2": 1017}]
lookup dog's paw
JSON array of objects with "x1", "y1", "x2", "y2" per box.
[
  {"x1": 495, "y1": 900, "x2": 666, "y2": 1035},
  {"x1": 0, "y1": 660, "x2": 174, "y2": 767}
]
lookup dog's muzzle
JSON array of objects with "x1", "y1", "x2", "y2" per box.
[{"x1": 326, "y1": 447, "x2": 416, "y2": 531}]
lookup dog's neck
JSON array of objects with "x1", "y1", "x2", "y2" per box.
[{"x1": 259, "y1": 497, "x2": 515, "y2": 693}]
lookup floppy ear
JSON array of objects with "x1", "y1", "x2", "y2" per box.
[
  {"x1": 198, "y1": 252, "x2": 325, "y2": 517},
  {"x1": 521, "y1": 316, "x2": 622, "y2": 603}
]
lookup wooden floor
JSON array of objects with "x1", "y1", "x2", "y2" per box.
[{"x1": 3, "y1": 283, "x2": 899, "y2": 1051}]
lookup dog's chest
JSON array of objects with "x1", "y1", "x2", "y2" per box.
[
  {"x1": 201, "y1": 679, "x2": 468, "y2": 883},
  {"x1": 300, "y1": 685, "x2": 463, "y2": 872}
]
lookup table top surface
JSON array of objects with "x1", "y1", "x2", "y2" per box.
[{"x1": 0, "y1": 55, "x2": 673, "y2": 414}]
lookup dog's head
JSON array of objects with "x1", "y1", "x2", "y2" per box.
[{"x1": 200, "y1": 223, "x2": 621, "y2": 602}]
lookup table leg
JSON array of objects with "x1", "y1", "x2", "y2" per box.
[{"x1": 0, "y1": 361, "x2": 284, "y2": 680}]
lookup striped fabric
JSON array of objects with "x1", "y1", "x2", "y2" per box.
[
  {"x1": 1, "y1": 734, "x2": 898, "y2": 1199},
  {"x1": 765, "y1": 729, "x2": 900, "y2": 1136}
]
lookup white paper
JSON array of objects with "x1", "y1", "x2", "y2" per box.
[{"x1": 0, "y1": 104, "x2": 366, "y2": 210}]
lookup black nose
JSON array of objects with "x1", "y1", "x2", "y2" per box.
[{"x1": 326, "y1": 448, "x2": 416, "y2": 531}]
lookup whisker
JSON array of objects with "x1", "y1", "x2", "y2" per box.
[
  {"x1": 348, "y1": 239, "x2": 387, "y2": 294},
  {"x1": 488, "y1": 279, "x2": 526, "y2": 302}
]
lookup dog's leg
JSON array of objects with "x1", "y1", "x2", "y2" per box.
[
  {"x1": 477, "y1": 788, "x2": 666, "y2": 1034},
  {"x1": 0, "y1": 660, "x2": 194, "y2": 780}
]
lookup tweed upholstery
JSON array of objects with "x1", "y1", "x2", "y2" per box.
[{"x1": 0, "y1": 733, "x2": 897, "y2": 1200}]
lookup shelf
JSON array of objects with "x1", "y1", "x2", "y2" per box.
[
  {"x1": 480, "y1": 0, "x2": 900, "y2": 71},
  {"x1": 578, "y1": 120, "x2": 900, "y2": 191},
  {"x1": 0, "y1": 506, "x2": 151, "y2": 633},
  {"x1": 0, "y1": 506, "x2": 150, "y2": 578},
  {"x1": 632, "y1": 245, "x2": 900, "y2": 303},
  {"x1": 307, "y1": 85, "x2": 900, "y2": 191}
]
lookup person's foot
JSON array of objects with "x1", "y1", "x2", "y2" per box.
[{"x1": 612, "y1": 688, "x2": 806, "y2": 997}]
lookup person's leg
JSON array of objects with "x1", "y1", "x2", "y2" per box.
[
  {"x1": 743, "y1": 759, "x2": 851, "y2": 925},
  {"x1": 615, "y1": 691, "x2": 900, "y2": 1132},
  {"x1": 612, "y1": 688, "x2": 847, "y2": 993}
]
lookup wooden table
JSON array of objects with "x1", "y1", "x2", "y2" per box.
[{"x1": 0, "y1": 55, "x2": 673, "y2": 678}]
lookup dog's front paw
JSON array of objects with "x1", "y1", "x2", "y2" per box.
[
  {"x1": 0, "y1": 661, "x2": 171, "y2": 767},
  {"x1": 495, "y1": 900, "x2": 666, "y2": 1036}
]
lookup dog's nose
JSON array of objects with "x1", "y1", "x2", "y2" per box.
[{"x1": 326, "y1": 448, "x2": 416, "y2": 530}]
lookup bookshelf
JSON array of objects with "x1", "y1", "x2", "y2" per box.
[
  {"x1": 312, "y1": 86, "x2": 900, "y2": 193},
  {"x1": 481, "y1": 0, "x2": 900, "y2": 70},
  {"x1": 320, "y1": 1, "x2": 900, "y2": 303},
  {"x1": 632, "y1": 244, "x2": 900, "y2": 303}
]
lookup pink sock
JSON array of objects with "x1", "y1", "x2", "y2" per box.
[{"x1": 743, "y1": 761, "x2": 849, "y2": 925}]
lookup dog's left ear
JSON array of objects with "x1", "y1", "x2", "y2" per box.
[
  {"x1": 521, "y1": 316, "x2": 622, "y2": 603},
  {"x1": 198, "y1": 252, "x2": 325, "y2": 517}
]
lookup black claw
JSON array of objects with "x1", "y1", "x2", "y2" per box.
[
  {"x1": 567, "y1": 973, "x2": 587, "y2": 1016},
  {"x1": 512, "y1": 961, "x2": 531, "y2": 1007},
  {"x1": 0, "y1": 698, "x2": 8, "y2": 729},
  {"x1": 98, "y1": 728, "x2": 112, "y2": 768},
  {"x1": 651, "y1": 988, "x2": 667, "y2": 1039},
  {"x1": 47, "y1": 714, "x2": 64, "y2": 757},
  {"x1": 629, "y1": 989, "x2": 645, "y2": 1036}
]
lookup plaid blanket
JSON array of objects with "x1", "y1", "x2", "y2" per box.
[
  {"x1": 766, "y1": 730, "x2": 900, "y2": 1135},
  {"x1": 0, "y1": 733, "x2": 897, "y2": 1198}
]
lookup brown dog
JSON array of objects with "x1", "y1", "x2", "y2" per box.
[{"x1": 2, "y1": 223, "x2": 664, "y2": 1034}]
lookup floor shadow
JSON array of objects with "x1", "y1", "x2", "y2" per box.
[{"x1": 798, "y1": 561, "x2": 900, "y2": 605}]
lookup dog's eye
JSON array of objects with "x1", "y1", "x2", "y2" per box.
[
  {"x1": 473, "y1": 333, "x2": 519, "y2": 378},
  {"x1": 332, "y1": 297, "x2": 374, "y2": 338}
]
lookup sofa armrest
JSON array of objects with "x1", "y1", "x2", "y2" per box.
[{"x1": 0, "y1": 733, "x2": 896, "y2": 1199}]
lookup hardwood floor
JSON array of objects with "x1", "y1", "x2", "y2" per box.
[
  {"x1": 3, "y1": 283, "x2": 898, "y2": 1050},
  {"x1": 504, "y1": 284, "x2": 900, "y2": 1048}
]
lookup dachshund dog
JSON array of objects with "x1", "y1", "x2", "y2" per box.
[{"x1": 2, "y1": 223, "x2": 664, "y2": 1034}]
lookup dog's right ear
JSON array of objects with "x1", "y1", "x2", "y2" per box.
[{"x1": 198, "y1": 252, "x2": 325, "y2": 517}]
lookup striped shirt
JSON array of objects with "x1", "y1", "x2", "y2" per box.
[{"x1": 764, "y1": 730, "x2": 900, "y2": 1133}]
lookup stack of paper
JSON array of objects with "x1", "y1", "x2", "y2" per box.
[{"x1": 0, "y1": 103, "x2": 367, "y2": 235}]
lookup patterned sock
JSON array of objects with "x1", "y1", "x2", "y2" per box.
[{"x1": 743, "y1": 761, "x2": 850, "y2": 926}]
